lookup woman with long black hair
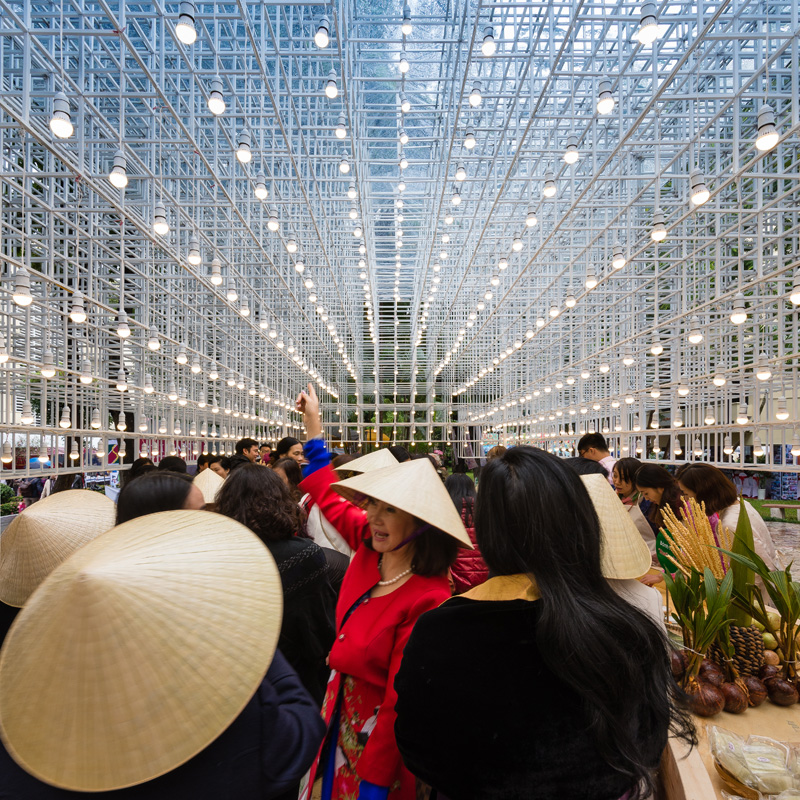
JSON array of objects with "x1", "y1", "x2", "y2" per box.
[
  {"x1": 634, "y1": 463, "x2": 685, "y2": 571},
  {"x1": 395, "y1": 446, "x2": 694, "y2": 800}
]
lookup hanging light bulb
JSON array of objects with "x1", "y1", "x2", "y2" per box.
[
  {"x1": 596, "y1": 79, "x2": 614, "y2": 115},
  {"x1": 673, "y1": 437, "x2": 683, "y2": 456},
  {"x1": 637, "y1": 2, "x2": 660, "y2": 45},
  {"x1": 339, "y1": 157, "x2": 351, "y2": 174},
  {"x1": 12, "y1": 270, "x2": 33, "y2": 306},
  {"x1": 266, "y1": 207, "x2": 280, "y2": 232},
  {"x1": 755, "y1": 103, "x2": 779, "y2": 151},
  {"x1": 712, "y1": 372, "x2": 726, "y2": 387},
  {"x1": 89, "y1": 407, "x2": 101, "y2": 429},
  {"x1": 295, "y1": 257, "x2": 305, "y2": 273},
  {"x1": 114, "y1": 368, "x2": 127, "y2": 392},
  {"x1": 684, "y1": 316, "x2": 703, "y2": 344},
  {"x1": 113, "y1": 313, "x2": 130, "y2": 339},
  {"x1": 549, "y1": 304, "x2": 560, "y2": 318},
  {"x1": 585, "y1": 270, "x2": 598, "y2": 290},
  {"x1": 69, "y1": 291, "x2": 87, "y2": 323},
  {"x1": 788, "y1": 434, "x2": 800, "y2": 458},
  {"x1": 736, "y1": 403, "x2": 750, "y2": 424},
  {"x1": 542, "y1": 171, "x2": 556, "y2": 198},
  {"x1": 37, "y1": 444, "x2": 49, "y2": 464},
  {"x1": 776, "y1": 396, "x2": 789, "y2": 421},
  {"x1": 723, "y1": 435, "x2": 734, "y2": 455},
  {"x1": 399, "y1": 52, "x2": 410, "y2": 74},
  {"x1": 632, "y1": 415, "x2": 641, "y2": 432},
  {"x1": 78, "y1": 357, "x2": 92, "y2": 384},
  {"x1": 108, "y1": 148, "x2": 128, "y2": 188},
  {"x1": 704, "y1": 407, "x2": 716, "y2": 425},
  {"x1": 47, "y1": 89, "x2": 75, "y2": 140},
  {"x1": 693, "y1": 437, "x2": 703, "y2": 456},
  {"x1": 175, "y1": 1, "x2": 197, "y2": 44},
  {"x1": 452, "y1": 163, "x2": 467, "y2": 183},
  {"x1": 325, "y1": 70, "x2": 339, "y2": 99},
  {"x1": 689, "y1": 169, "x2": 710, "y2": 206},
  {"x1": 20, "y1": 400, "x2": 34, "y2": 425},
  {"x1": 236, "y1": 128, "x2": 252, "y2": 163},
  {"x1": 611, "y1": 244, "x2": 626, "y2": 270},
  {"x1": 205, "y1": 258, "x2": 221, "y2": 288},
  {"x1": 191, "y1": 356, "x2": 202, "y2": 374},
  {"x1": 730, "y1": 292, "x2": 748, "y2": 324},
  {"x1": 622, "y1": 347, "x2": 635, "y2": 366},
  {"x1": 254, "y1": 172, "x2": 268, "y2": 200},
  {"x1": 401, "y1": 2, "x2": 412, "y2": 35},
  {"x1": 451, "y1": 188, "x2": 461, "y2": 206},
  {"x1": 511, "y1": 236, "x2": 523, "y2": 252},
  {"x1": 651, "y1": 211, "x2": 667, "y2": 242},
  {"x1": 469, "y1": 80, "x2": 482, "y2": 107},
  {"x1": 790, "y1": 272, "x2": 800, "y2": 305},
  {"x1": 463, "y1": 127, "x2": 476, "y2": 150},
  {"x1": 481, "y1": 25, "x2": 496, "y2": 56},
  {"x1": 176, "y1": 344, "x2": 188, "y2": 365},
  {"x1": 314, "y1": 15, "x2": 330, "y2": 48},
  {"x1": 753, "y1": 436, "x2": 765, "y2": 457},
  {"x1": 755, "y1": 353, "x2": 772, "y2": 381},
  {"x1": 40, "y1": 349, "x2": 56, "y2": 378},
  {"x1": 117, "y1": 411, "x2": 127, "y2": 431},
  {"x1": 677, "y1": 376, "x2": 690, "y2": 396},
  {"x1": 563, "y1": 135, "x2": 579, "y2": 165},
  {"x1": 525, "y1": 204, "x2": 538, "y2": 227},
  {"x1": 1, "y1": 441, "x2": 11, "y2": 463},
  {"x1": 187, "y1": 235, "x2": 202, "y2": 265},
  {"x1": 207, "y1": 76, "x2": 225, "y2": 115},
  {"x1": 333, "y1": 115, "x2": 348, "y2": 141},
  {"x1": 226, "y1": 279, "x2": 238, "y2": 303},
  {"x1": 152, "y1": 202, "x2": 169, "y2": 235}
]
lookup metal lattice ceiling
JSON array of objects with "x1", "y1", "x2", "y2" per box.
[{"x1": 1, "y1": 0, "x2": 799, "y2": 470}]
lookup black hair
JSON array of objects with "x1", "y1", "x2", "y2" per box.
[
  {"x1": 116, "y1": 470, "x2": 194, "y2": 524},
  {"x1": 387, "y1": 445, "x2": 411, "y2": 463},
  {"x1": 613, "y1": 457, "x2": 643, "y2": 486},
  {"x1": 445, "y1": 472, "x2": 476, "y2": 528},
  {"x1": 235, "y1": 437, "x2": 259, "y2": 455},
  {"x1": 674, "y1": 463, "x2": 738, "y2": 515},
  {"x1": 196, "y1": 453, "x2": 219, "y2": 471},
  {"x1": 260, "y1": 443, "x2": 272, "y2": 450},
  {"x1": 563, "y1": 456, "x2": 608, "y2": 478},
  {"x1": 275, "y1": 436, "x2": 302, "y2": 459},
  {"x1": 216, "y1": 464, "x2": 303, "y2": 542},
  {"x1": 474, "y1": 446, "x2": 694, "y2": 799},
  {"x1": 273, "y1": 457, "x2": 303, "y2": 501},
  {"x1": 157, "y1": 455, "x2": 187, "y2": 474},
  {"x1": 577, "y1": 433, "x2": 609, "y2": 454},
  {"x1": 127, "y1": 457, "x2": 155, "y2": 483},
  {"x1": 634, "y1": 464, "x2": 683, "y2": 511}
]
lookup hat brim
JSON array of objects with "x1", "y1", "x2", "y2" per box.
[
  {"x1": 580, "y1": 474, "x2": 653, "y2": 579},
  {"x1": 333, "y1": 459, "x2": 473, "y2": 548},
  {"x1": 0, "y1": 510, "x2": 282, "y2": 792},
  {"x1": 334, "y1": 448, "x2": 398, "y2": 475}
]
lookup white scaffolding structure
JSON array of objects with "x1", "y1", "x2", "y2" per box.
[{"x1": 0, "y1": 0, "x2": 799, "y2": 475}]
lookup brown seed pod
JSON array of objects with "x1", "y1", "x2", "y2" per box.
[
  {"x1": 766, "y1": 677, "x2": 799, "y2": 707},
  {"x1": 670, "y1": 649, "x2": 687, "y2": 680},
  {"x1": 685, "y1": 679, "x2": 725, "y2": 717},
  {"x1": 699, "y1": 663, "x2": 725, "y2": 687},
  {"x1": 721, "y1": 682, "x2": 748, "y2": 714},
  {"x1": 763, "y1": 650, "x2": 780, "y2": 667},
  {"x1": 742, "y1": 675, "x2": 767, "y2": 707},
  {"x1": 759, "y1": 664, "x2": 780, "y2": 682}
]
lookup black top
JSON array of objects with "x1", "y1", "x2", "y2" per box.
[
  {"x1": 0, "y1": 650, "x2": 326, "y2": 799},
  {"x1": 0, "y1": 602, "x2": 19, "y2": 648},
  {"x1": 267, "y1": 537, "x2": 336, "y2": 705},
  {"x1": 394, "y1": 596, "x2": 667, "y2": 800}
]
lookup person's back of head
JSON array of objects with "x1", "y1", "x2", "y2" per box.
[
  {"x1": 486, "y1": 445, "x2": 507, "y2": 461},
  {"x1": 331, "y1": 453, "x2": 355, "y2": 469},
  {"x1": 235, "y1": 437, "x2": 259, "y2": 456},
  {"x1": 215, "y1": 463, "x2": 301, "y2": 543},
  {"x1": 116, "y1": 470, "x2": 197, "y2": 524},
  {"x1": 273, "y1": 457, "x2": 303, "y2": 497},
  {"x1": 475, "y1": 446, "x2": 693, "y2": 796},
  {"x1": 196, "y1": 453, "x2": 217, "y2": 472},
  {"x1": 157, "y1": 456, "x2": 187, "y2": 474},
  {"x1": 127, "y1": 457, "x2": 155, "y2": 483},
  {"x1": 577, "y1": 433, "x2": 609, "y2": 458},
  {"x1": 445, "y1": 472, "x2": 476, "y2": 525},
  {"x1": 563, "y1": 456, "x2": 608, "y2": 479},
  {"x1": 387, "y1": 445, "x2": 410, "y2": 463},
  {"x1": 674, "y1": 463, "x2": 737, "y2": 515}
]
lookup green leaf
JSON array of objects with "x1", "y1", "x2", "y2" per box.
[{"x1": 730, "y1": 497, "x2": 755, "y2": 626}]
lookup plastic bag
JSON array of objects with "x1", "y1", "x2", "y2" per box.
[{"x1": 710, "y1": 726, "x2": 794, "y2": 795}]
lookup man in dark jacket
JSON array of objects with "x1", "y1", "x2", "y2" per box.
[{"x1": 229, "y1": 437, "x2": 260, "y2": 471}]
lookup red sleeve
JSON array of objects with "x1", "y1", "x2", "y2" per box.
[
  {"x1": 357, "y1": 586, "x2": 451, "y2": 787},
  {"x1": 299, "y1": 464, "x2": 370, "y2": 552}
]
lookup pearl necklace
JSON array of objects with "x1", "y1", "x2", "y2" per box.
[{"x1": 377, "y1": 556, "x2": 413, "y2": 586}]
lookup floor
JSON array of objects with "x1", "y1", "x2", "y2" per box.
[{"x1": 767, "y1": 520, "x2": 800, "y2": 569}]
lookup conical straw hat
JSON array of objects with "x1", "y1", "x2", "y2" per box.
[
  {"x1": 333, "y1": 458, "x2": 473, "y2": 548},
  {"x1": 336, "y1": 448, "x2": 397, "y2": 475},
  {"x1": 0, "y1": 509, "x2": 282, "y2": 792},
  {"x1": 0, "y1": 490, "x2": 116, "y2": 607},
  {"x1": 580, "y1": 474, "x2": 652, "y2": 580},
  {"x1": 193, "y1": 466, "x2": 225, "y2": 503}
]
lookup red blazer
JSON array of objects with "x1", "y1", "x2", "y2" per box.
[{"x1": 300, "y1": 465, "x2": 451, "y2": 792}]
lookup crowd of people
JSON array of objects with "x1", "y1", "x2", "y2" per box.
[{"x1": 0, "y1": 391, "x2": 783, "y2": 799}]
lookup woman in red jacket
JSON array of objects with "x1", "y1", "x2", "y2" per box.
[
  {"x1": 445, "y1": 472, "x2": 488, "y2": 593},
  {"x1": 296, "y1": 384, "x2": 472, "y2": 800}
]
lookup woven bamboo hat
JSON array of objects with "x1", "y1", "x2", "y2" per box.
[
  {"x1": 580, "y1": 474, "x2": 652, "y2": 579},
  {"x1": 0, "y1": 509, "x2": 282, "y2": 792},
  {"x1": 332, "y1": 458, "x2": 473, "y2": 548},
  {"x1": 0, "y1": 489, "x2": 116, "y2": 607},
  {"x1": 193, "y1": 466, "x2": 225, "y2": 503},
  {"x1": 335, "y1": 448, "x2": 397, "y2": 475}
]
